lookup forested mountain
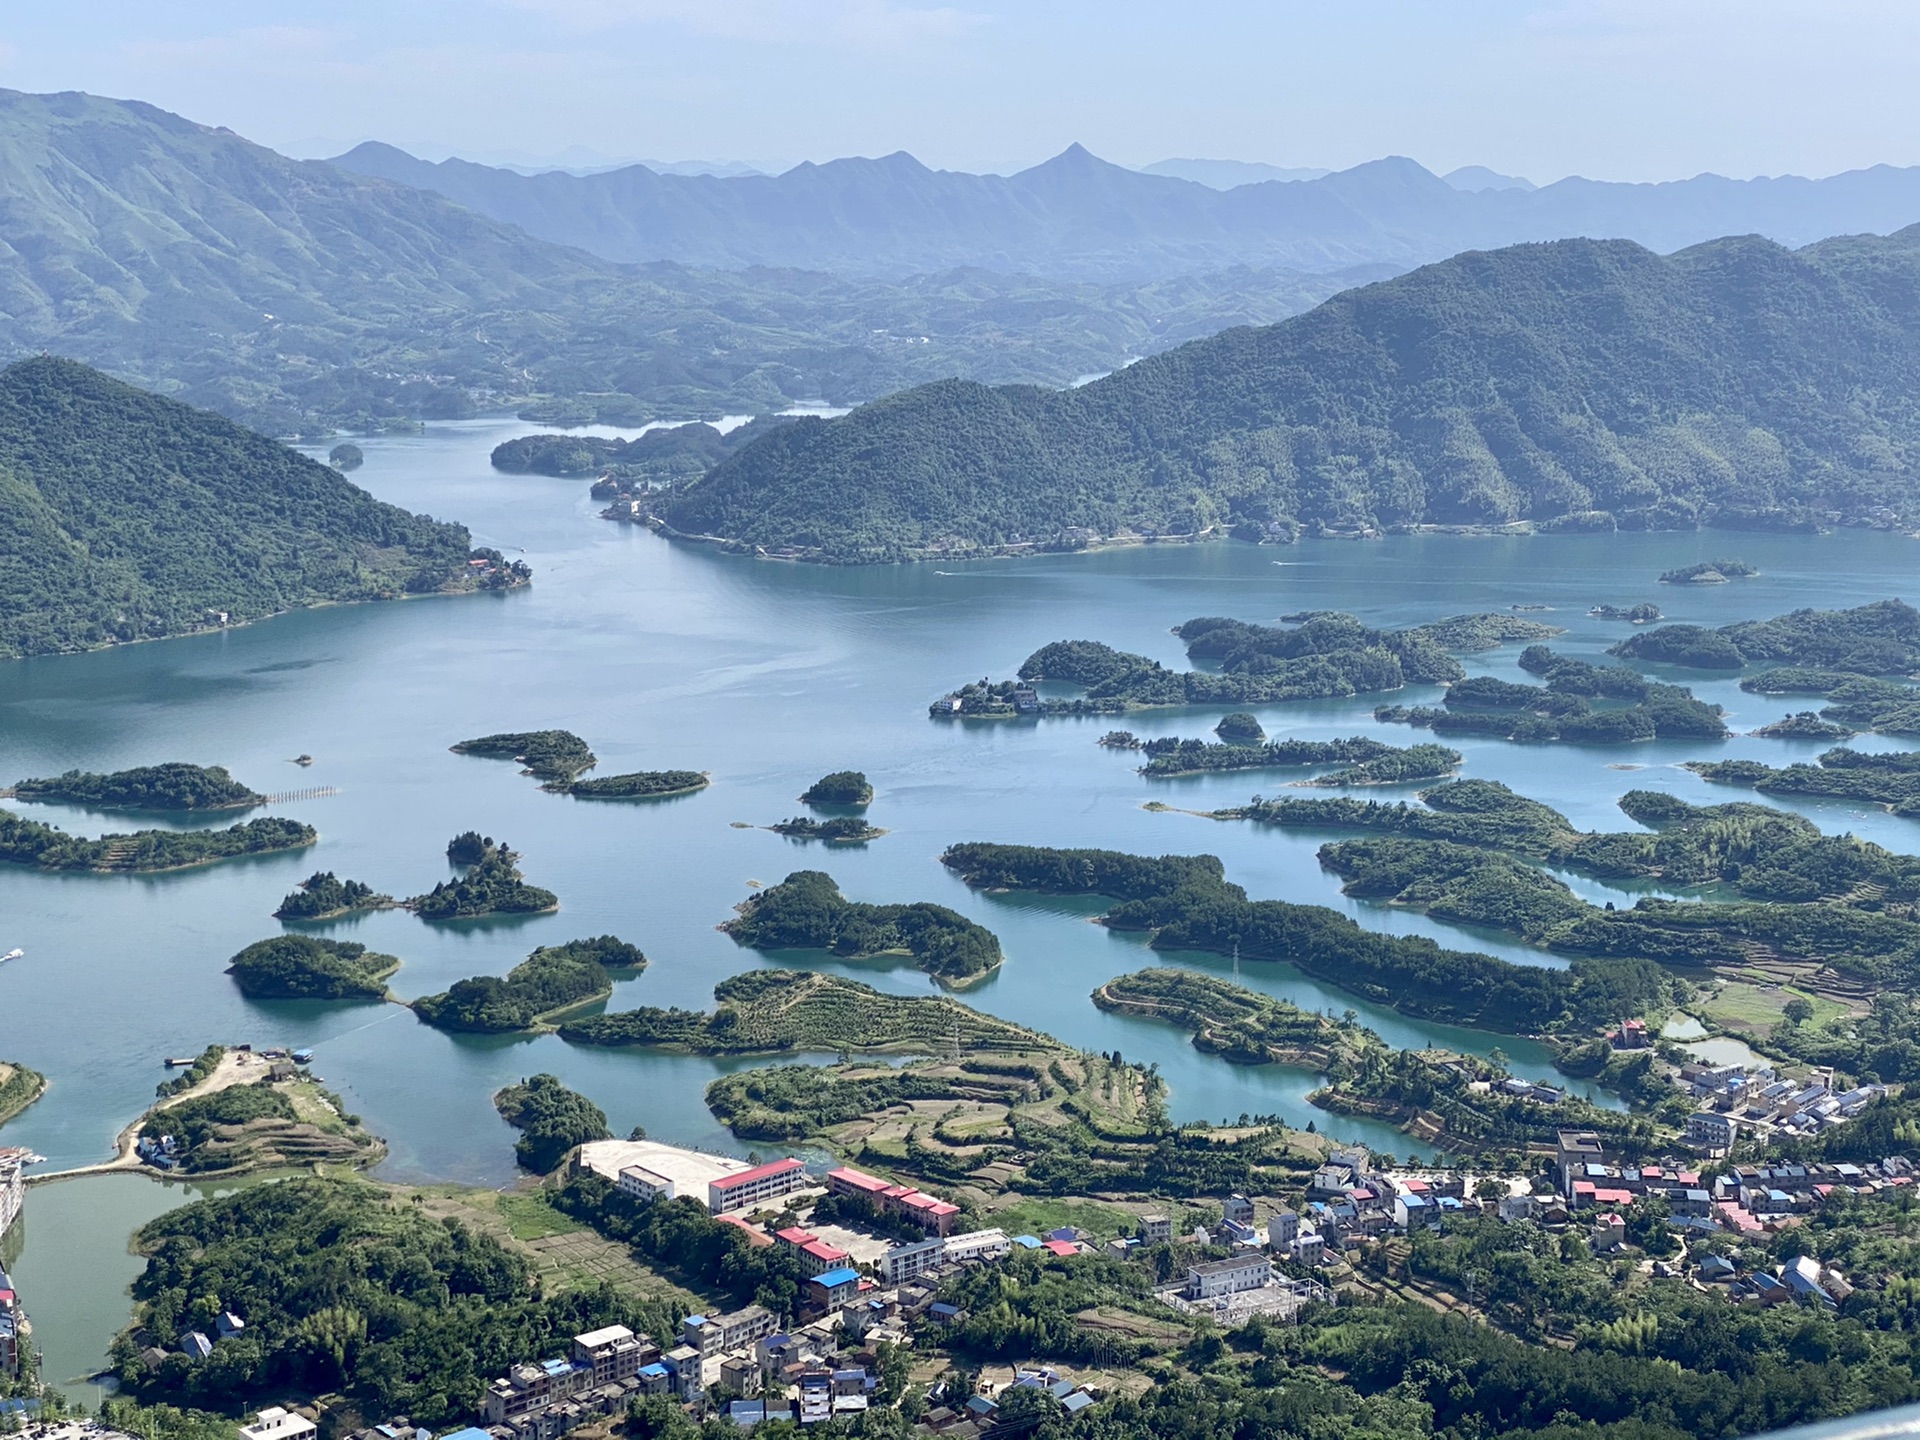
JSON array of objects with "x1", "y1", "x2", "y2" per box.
[
  {"x1": 335, "y1": 139, "x2": 1920, "y2": 280},
  {"x1": 0, "y1": 357, "x2": 489, "y2": 658},
  {"x1": 660, "y1": 229, "x2": 1920, "y2": 561},
  {"x1": 0, "y1": 89, "x2": 1380, "y2": 430}
]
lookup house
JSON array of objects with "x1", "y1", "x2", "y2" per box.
[
  {"x1": 719, "y1": 1356, "x2": 761, "y2": 1396},
  {"x1": 240, "y1": 1410, "x2": 319, "y2": 1440},
  {"x1": 1288, "y1": 1231, "x2": 1327, "y2": 1266},
  {"x1": 1699, "y1": 1254, "x2": 1738, "y2": 1283},
  {"x1": 806, "y1": 1266, "x2": 863, "y2": 1311},
  {"x1": 1497, "y1": 1194, "x2": 1536, "y2": 1223},
  {"x1": 1557, "y1": 1131, "x2": 1607, "y2": 1197},
  {"x1": 216, "y1": 1311, "x2": 247, "y2": 1341},
  {"x1": 1221, "y1": 1193, "x2": 1255, "y2": 1227},
  {"x1": 1140, "y1": 1214, "x2": 1172, "y2": 1245},
  {"x1": 1687, "y1": 1112, "x2": 1738, "y2": 1154},
  {"x1": 1186, "y1": 1256, "x2": 1272, "y2": 1300},
  {"x1": 945, "y1": 1228, "x2": 1010, "y2": 1265},
  {"x1": 1394, "y1": 1193, "x2": 1438, "y2": 1231},
  {"x1": 880, "y1": 1236, "x2": 946, "y2": 1285},
  {"x1": 707, "y1": 1158, "x2": 806, "y2": 1213},
  {"x1": 725, "y1": 1400, "x2": 793, "y2": 1428},
  {"x1": 181, "y1": 1331, "x2": 214, "y2": 1360},
  {"x1": 617, "y1": 1164, "x2": 675, "y2": 1204},
  {"x1": 1268, "y1": 1209, "x2": 1300, "y2": 1249},
  {"x1": 663, "y1": 1346, "x2": 704, "y2": 1402},
  {"x1": 685, "y1": 1306, "x2": 778, "y2": 1357},
  {"x1": 636, "y1": 1363, "x2": 673, "y2": 1396}
]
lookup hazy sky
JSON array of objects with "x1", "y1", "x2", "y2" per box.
[{"x1": 3, "y1": 1, "x2": 1916, "y2": 180}]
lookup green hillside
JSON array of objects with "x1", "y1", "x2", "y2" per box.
[
  {"x1": 662, "y1": 231, "x2": 1920, "y2": 560},
  {"x1": 0, "y1": 357, "x2": 503, "y2": 658}
]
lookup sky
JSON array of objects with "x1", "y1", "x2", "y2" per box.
[{"x1": 2, "y1": 1, "x2": 1917, "y2": 181}]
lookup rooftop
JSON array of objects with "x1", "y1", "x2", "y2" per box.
[{"x1": 578, "y1": 1139, "x2": 752, "y2": 1198}]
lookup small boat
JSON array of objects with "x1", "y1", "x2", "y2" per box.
[
  {"x1": 291, "y1": 1048, "x2": 315, "y2": 1065},
  {"x1": 0, "y1": 948, "x2": 21, "y2": 963},
  {"x1": 290, "y1": 755, "x2": 314, "y2": 767}
]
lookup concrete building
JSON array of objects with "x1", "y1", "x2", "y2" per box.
[
  {"x1": 576, "y1": 1139, "x2": 756, "y2": 1211},
  {"x1": 240, "y1": 1410, "x2": 318, "y2": 1440},
  {"x1": 1687, "y1": 1111, "x2": 1739, "y2": 1154},
  {"x1": 0, "y1": 1148, "x2": 27, "y2": 1241},
  {"x1": 1557, "y1": 1130, "x2": 1608, "y2": 1198},
  {"x1": 484, "y1": 1325, "x2": 652, "y2": 1424},
  {"x1": 1267, "y1": 1210, "x2": 1300, "y2": 1249},
  {"x1": 662, "y1": 1346, "x2": 703, "y2": 1402},
  {"x1": 807, "y1": 1266, "x2": 863, "y2": 1311},
  {"x1": 708, "y1": 1158, "x2": 806, "y2": 1213},
  {"x1": 824, "y1": 1166, "x2": 961, "y2": 1235},
  {"x1": 1288, "y1": 1231, "x2": 1327, "y2": 1267},
  {"x1": 1221, "y1": 1193, "x2": 1255, "y2": 1227},
  {"x1": 1139, "y1": 1214, "x2": 1172, "y2": 1245},
  {"x1": 880, "y1": 1236, "x2": 946, "y2": 1285},
  {"x1": 943, "y1": 1228, "x2": 1010, "y2": 1266},
  {"x1": 1186, "y1": 1256, "x2": 1272, "y2": 1301},
  {"x1": 616, "y1": 1163, "x2": 675, "y2": 1204},
  {"x1": 684, "y1": 1305, "x2": 778, "y2": 1357}
]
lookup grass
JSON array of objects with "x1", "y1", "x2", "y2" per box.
[
  {"x1": 984, "y1": 1196, "x2": 1143, "y2": 1241},
  {"x1": 497, "y1": 1191, "x2": 586, "y2": 1240},
  {"x1": 1698, "y1": 980, "x2": 1853, "y2": 1036}
]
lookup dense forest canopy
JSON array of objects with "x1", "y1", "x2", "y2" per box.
[
  {"x1": 666, "y1": 229, "x2": 1920, "y2": 560},
  {"x1": 0, "y1": 358, "x2": 492, "y2": 659}
]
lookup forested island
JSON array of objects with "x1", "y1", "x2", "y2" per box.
[
  {"x1": 1376, "y1": 662, "x2": 1727, "y2": 744},
  {"x1": 936, "y1": 611, "x2": 1557, "y2": 717},
  {"x1": 722, "y1": 869, "x2": 1003, "y2": 985},
  {"x1": 0, "y1": 1058, "x2": 46, "y2": 1126},
  {"x1": 769, "y1": 815, "x2": 886, "y2": 842},
  {"x1": 0, "y1": 358, "x2": 526, "y2": 661},
  {"x1": 939, "y1": 841, "x2": 1666, "y2": 1034},
  {"x1": 568, "y1": 769, "x2": 709, "y2": 799},
  {"x1": 9, "y1": 762, "x2": 264, "y2": 811},
  {"x1": 273, "y1": 871, "x2": 394, "y2": 920},
  {"x1": 451, "y1": 730, "x2": 597, "y2": 787},
  {"x1": 1690, "y1": 748, "x2": 1920, "y2": 815},
  {"x1": 226, "y1": 935, "x2": 401, "y2": 1001},
  {"x1": 411, "y1": 935, "x2": 645, "y2": 1032},
  {"x1": 1659, "y1": 558, "x2": 1757, "y2": 585},
  {"x1": 493, "y1": 415, "x2": 796, "y2": 488},
  {"x1": 493, "y1": 1073, "x2": 612, "y2": 1172},
  {"x1": 1140, "y1": 735, "x2": 1460, "y2": 782},
  {"x1": 800, "y1": 770, "x2": 873, "y2": 806},
  {"x1": 1612, "y1": 598, "x2": 1920, "y2": 675},
  {"x1": 1090, "y1": 969, "x2": 1373, "y2": 1069},
  {"x1": 0, "y1": 809, "x2": 314, "y2": 872},
  {"x1": 559, "y1": 968, "x2": 1047, "y2": 1054},
  {"x1": 409, "y1": 838, "x2": 558, "y2": 919}
]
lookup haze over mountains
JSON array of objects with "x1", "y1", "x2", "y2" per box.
[{"x1": 335, "y1": 139, "x2": 1920, "y2": 281}]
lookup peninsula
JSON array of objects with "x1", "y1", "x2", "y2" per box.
[
  {"x1": 0, "y1": 1059, "x2": 46, "y2": 1127},
  {"x1": 559, "y1": 968, "x2": 1048, "y2": 1054},
  {"x1": 493, "y1": 1073, "x2": 612, "y2": 1173}
]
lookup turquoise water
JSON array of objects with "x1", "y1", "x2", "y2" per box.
[{"x1": 2, "y1": 417, "x2": 1918, "y2": 1377}]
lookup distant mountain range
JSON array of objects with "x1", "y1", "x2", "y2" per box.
[
  {"x1": 0, "y1": 89, "x2": 1383, "y2": 430},
  {"x1": 658, "y1": 229, "x2": 1920, "y2": 561},
  {"x1": 334, "y1": 140, "x2": 1920, "y2": 280}
]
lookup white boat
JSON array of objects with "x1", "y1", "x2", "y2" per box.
[{"x1": 0, "y1": 948, "x2": 20, "y2": 963}]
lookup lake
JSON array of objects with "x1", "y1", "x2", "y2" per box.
[{"x1": 2, "y1": 416, "x2": 1916, "y2": 1380}]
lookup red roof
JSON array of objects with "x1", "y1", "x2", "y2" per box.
[
  {"x1": 717, "y1": 1215, "x2": 773, "y2": 1247},
  {"x1": 1042, "y1": 1240, "x2": 1079, "y2": 1257},
  {"x1": 1593, "y1": 1188, "x2": 1634, "y2": 1205},
  {"x1": 1403, "y1": 1179, "x2": 1430, "y2": 1193},
  {"x1": 801, "y1": 1240, "x2": 850, "y2": 1264},
  {"x1": 775, "y1": 1227, "x2": 816, "y2": 1246},
  {"x1": 714, "y1": 1158, "x2": 805, "y2": 1190},
  {"x1": 827, "y1": 1167, "x2": 891, "y2": 1194}
]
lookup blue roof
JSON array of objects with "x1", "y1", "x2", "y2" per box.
[
  {"x1": 811, "y1": 1266, "x2": 860, "y2": 1288},
  {"x1": 639, "y1": 1363, "x2": 670, "y2": 1378},
  {"x1": 442, "y1": 1428, "x2": 491, "y2": 1440},
  {"x1": 1062, "y1": 1392, "x2": 1095, "y2": 1413},
  {"x1": 1012, "y1": 1235, "x2": 1042, "y2": 1248}
]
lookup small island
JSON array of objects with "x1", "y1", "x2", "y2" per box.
[
  {"x1": 560, "y1": 968, "x2": 1048, "y2": 1055},
  {"x1": 327, "y1": 442, "x2": 364, "y2": 471},
  {"x1": 409, "y1": 837, "x2": 558, "y2": 919},
  {"x1": 10, "y1": 762, "x2": 265, "y2": 811},
  {"x1": 411, "y1": 935, "x2": 645, "y2": 1033},
  {"x1": 567, "y1": 769, "x2": 709, "y2": 799},
  {"x1": 770, "y1": 816, "x2": 886, "y2": 843},
  {"x1": 799, "y1": 769, "x2": 874, "y2": 806},
  {"x1": 0, "y1": 1058, "x2": 47, "y2": 1126},
  {"x1": 723, "y1": 869, "x2": 1002, "y2": 986},
  {"x1": 1660, "y1": 558, "x2": 1757, "y2": 585},
  {"x1": 493, "y1": 1073, "x2": 612, "y2": 1172},
  {"x1": 1213, "y1": 712, "x2": 1265, "y2": 744},
  {"x1": 1091, "y1": 969, "x2": 1369, "y2": 1069},
  {"x1": 0, "y1": 809, "x2": 315, "y2": 872},
  {"x1": 273, "y1": 870, "x2": 395, "y2": 921},
  {"x1": 1751, "y1": 712, "x2": 1857, "y2": 740},
  {"x1": 1589, "y1": 602, "x2": 1663, "y2": 623},
  {"x1": 451, "y1": 730, "x2": 598, "y2": 788},
  {"x1": 226, "y1": 934, "x2": 401, "y2": 1001},
  {"x1": 139, "y1": 1070, "x2": 382, "y2": 1175},
  {"x1": 1137, "y1": 734, "x2": 1438, "y2": 779}
]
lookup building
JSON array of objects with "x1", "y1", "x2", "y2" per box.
[
  {"x1": 240, "y1": 1410, "x2": 319, "y2": 1440},
  {"x1": 1687, "y1": 1111, "x2": 1739, "y2": 1154},
  {"x1": 1221, "y1": 1193, "x2": 1255, "y2": 1227},
  {"x1": 773, "y1": 1226, "x2": 853, "y2": 1276},
  {"x1": 943, "y1": 1228, "x2": 1010, "y2": 1265},
  {"x1": 1288, "y1": 1231, "x2": 1327, "y2": 1266},
  {"x1": 484, "y1": 1326, "x2": 653, "y2": 1424},
  {"x1": 663, "y1": 1346, "x2": 703, "y2": 1402},
  {"x1": 1267, "y1": 1210, "x2": 1300, "y2": 1249},
  {"x1": 576, "y1": 1138, "x2": 757, "y2": 1212},
  {"x1": 0, "y1": 1266, "x2": 18, "y2": 1379},
  {"x1": 685, "y1": 1305, "x2": 778, "y2": 1357},
  {"x1": 807, "y1": 1266, "x2": 863, "y2": 1311},
  {"x1": 617, "y1": 1163, "x2": 675, "y2": 1204},
  {"x1": 708, "y1": 1158, "x2": 807, "y2": 1213},
  {"x1": 0, "y1": 1148, "x2": 27, "y2": 1241},
  {"x1": 1557, "y1": 1131, "x2": 1608, "y2": 1198},
  {"x1": 824, "y1": 1166, "x2": 961, "y2": 1235},
  {"x1": 879, "y1": 1236, "x2": 946, "y2": 1285},
  {"x1": 1139, "y1": 1214, "x2": 1172, "y2": 1245},
  {"x1": 1186, "y1": 1256, "x2": 1272, "y2": 1301}
]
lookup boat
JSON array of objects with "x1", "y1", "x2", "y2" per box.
[
  {"x1": 291, "y1": 1048, "x2": 315, "y2": 1065},
  {"x1": 290, "y1": 755, "x2": 314, "y2": 767},
  {"x1": 0, "y1": 949, "x2": 20, "y2": 964}
]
